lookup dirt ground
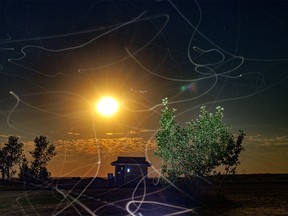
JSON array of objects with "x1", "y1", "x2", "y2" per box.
[
  {"x1": 198, "y1": 180, "x2": 288, "y2": 215},
  {"x1": 0, "y1": 174, "x2": 287, "y2": 215}
]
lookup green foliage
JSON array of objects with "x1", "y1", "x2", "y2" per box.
[
  {"x1": 155, "y1": 98, "x2": 245, "y2": 185},
  {"x1": 0, "y1": 136, "x2": 24, "y2": 181}
]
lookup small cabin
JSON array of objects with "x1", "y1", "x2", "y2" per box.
[{"x1": 111, "y1": 156, "x2": 151, "y2": 185}]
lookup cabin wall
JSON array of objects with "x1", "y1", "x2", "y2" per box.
[{"x1": 114, "y1": 165, "x2": 148, "y2": 185}]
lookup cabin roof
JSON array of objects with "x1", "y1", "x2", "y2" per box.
[{"x1": 111, "y1": 156, "x2": 151, "y2": 166}]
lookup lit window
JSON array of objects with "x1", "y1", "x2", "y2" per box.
[{"x1": 127, "y1": 168, "x2": 130, "y2": 173}]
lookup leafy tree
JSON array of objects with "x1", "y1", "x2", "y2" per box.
[
  {"x1": 155, "y1": 98, "x2": 245, "y2": 193},
  {"x1": 0, "y1": 136, "x2": 24, "y2": 181},
  {"x1": 0, "y1": 149, "x2": 6, "y2": 181},
  {"x1": 29, "y1": 136, "x2": 56, "y2": 181},
  {"x1": 18, "y1": 157, "x2": 32, "y2": 183}
]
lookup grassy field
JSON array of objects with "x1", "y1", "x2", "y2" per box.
[{"x1": 0, "y1": 174, "x2": 287, "y2": 215}]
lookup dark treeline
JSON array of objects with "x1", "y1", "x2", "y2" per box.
[{"x1": 0, "y1": 135, "x2": 56, "y2": 184}]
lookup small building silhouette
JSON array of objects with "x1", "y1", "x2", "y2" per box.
[{"x1": 111, "y1": 156, "x2": 151, "y2": 185}]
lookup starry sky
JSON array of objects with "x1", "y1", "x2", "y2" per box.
[{"x1": 0, "y1": 0, "x2": 288, "y2": 177}]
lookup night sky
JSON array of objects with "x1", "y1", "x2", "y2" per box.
[{"x1": 0, "y1": 0, "x2": 288, "y2": 177}]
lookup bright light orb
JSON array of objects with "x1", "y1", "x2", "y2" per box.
[{"x1": 96, "y1": 97, "x2": 119, "y2": 117}]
